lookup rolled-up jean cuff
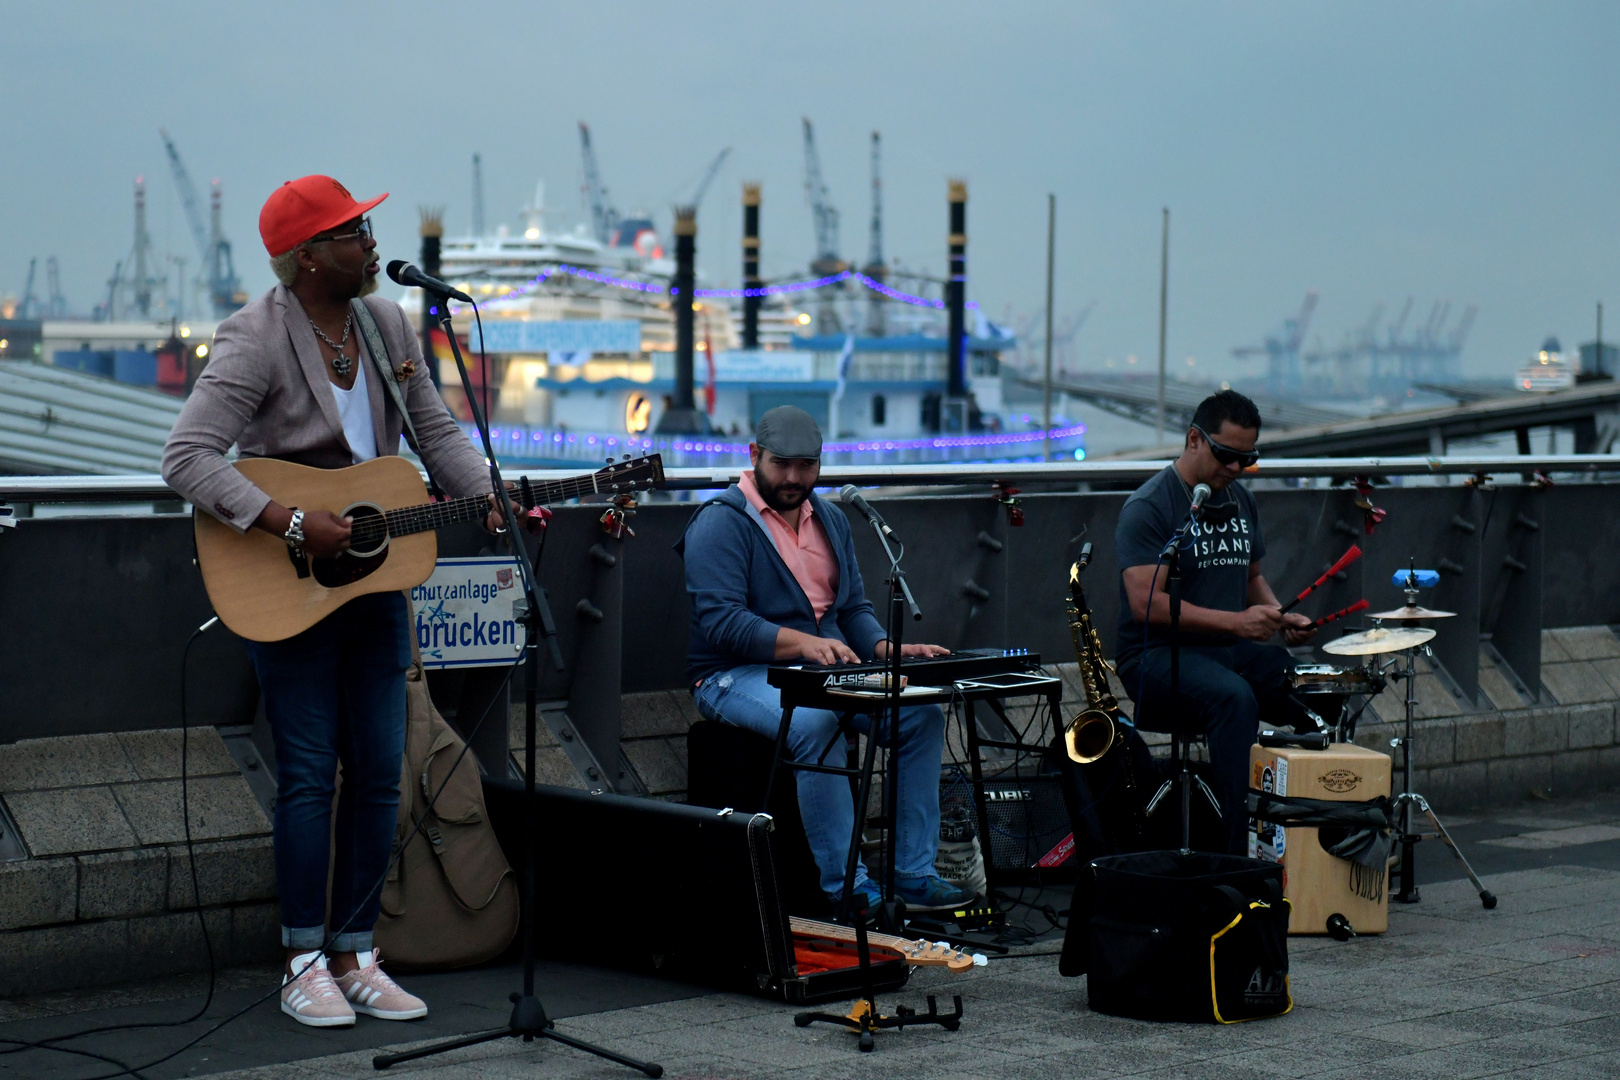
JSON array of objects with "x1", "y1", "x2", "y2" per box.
[
  {"x1": 283, "y1": 924, "x2": 327, "y2": 951},
  {"x1": 330, "y1": 930, "x2": 374, "y2": 953}
]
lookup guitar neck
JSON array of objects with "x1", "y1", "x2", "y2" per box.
[
  {"x1": 789, "y1": 916, "x2": 963, "y2": 967},
  {"x1": 381, "y1": 473, "x2": 605, "y2": 538}
]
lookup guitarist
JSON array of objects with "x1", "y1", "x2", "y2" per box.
[{"x1": 162, "y1": 176, "x2": 500, "y2": 1028}]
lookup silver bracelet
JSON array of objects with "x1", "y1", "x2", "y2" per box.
[{"x1": 284, "y1": 508, "x2": 306, "y2": 550}]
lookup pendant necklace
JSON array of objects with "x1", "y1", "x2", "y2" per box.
[{"x1": 311, "y1": 313, "x2": 355, "y2": 378}]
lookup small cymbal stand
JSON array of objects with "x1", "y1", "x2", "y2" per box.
[{"x1": 1386, "y1": 633, "x2": 1497, "y2": 910}]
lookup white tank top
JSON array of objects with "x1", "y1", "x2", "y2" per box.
[{"x1": 331, "y1": 357, "x2": 378, "y2": 463}]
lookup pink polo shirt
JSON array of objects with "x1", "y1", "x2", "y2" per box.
[{"x1": 739, "y1": 469, "x2": 839, "y2": 622}]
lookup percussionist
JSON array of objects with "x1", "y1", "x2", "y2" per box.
[
  {"x1": 677, "y1": 406, "x2": 977, "y2": 913},
  {"x1": 1114, "y1": 390, "x2": 1315, "y2": 854}
]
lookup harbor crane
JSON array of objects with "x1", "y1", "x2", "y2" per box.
[
  {"x1": 685, "y1": 147, "x2": 732, "y2": 212},
  {"x1": 1232, "y1": 290, "x2": 1318, "y2": 395},
  {"x1": 801, "y1": 117, "x2": 846, "y2": 333},
  {"x1": 109, "y1": 177, "x2": 164, "y2": 320},
  {"x1": 578, "y1": 122, "x2": 620, "y2": 246},
  {"x1": 15, "y1": 258, "x2": 40, "y2": 319},
  {"x1": 863, "y1": 131, "x2": 885, "y2": 336},
  {"x1": 46, "y1": 257, "x2": 67, "y2": 318},
  {"x1": 158, "y1": 130, "x2": 244, "y2": 318},
  {"x1": 471, "y1": 153, "x2": 486, "y2": 237}
]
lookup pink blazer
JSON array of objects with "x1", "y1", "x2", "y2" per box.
[{"x1": 162, "y1": 285, "x2": 490, "y2": 531}]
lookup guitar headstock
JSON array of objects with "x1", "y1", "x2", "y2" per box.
[
  {"x1": 594, "y1": 453, "x2": 665, "y2": 494},
  {"x1": 897, "y1": 938, "x2": 981, "y2": 973}
]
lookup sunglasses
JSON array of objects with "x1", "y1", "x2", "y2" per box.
[
  {"x1": 311, "y1": 217, "x2": 374, "y2": 244},
  {"x1": 1192, "y1": 424, "x2": 1260, "y2": 468}
]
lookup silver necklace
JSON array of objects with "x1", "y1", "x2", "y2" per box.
[{"x1": 310, "y1": 313, "x2": 355, "y2": 377}]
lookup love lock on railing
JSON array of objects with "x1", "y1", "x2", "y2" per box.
[
  {"x1": 600, "y1": 493, "x2": 638, "y2": 539},
  {"x1": 993, "y1": 482, "x2": 1024, "y2": 527},
  {"x1": 1353, "y1": 478, "x2": 1387, "y2": 534}
]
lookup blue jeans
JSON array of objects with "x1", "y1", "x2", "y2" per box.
[
  {"x1": 245, "y1": 592, "x2": 410, "y2": 952},
  {"x1": 694, "y1": 665, "x2": 945, "y2": 899},
  {"x1": 1121, "y1": 642, "x2": 1295, "y2": 856}
]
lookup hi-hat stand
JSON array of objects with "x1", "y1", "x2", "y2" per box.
[
  {"x1": 1387, "y1": 639, "x2": 1496, "y2": 910},
  {"x1": 374, "y1": 302, "x2": 660, "y2": 1077},
  {"x1": 788, "y1": 512, "x2": 963, "y2": 1051}
]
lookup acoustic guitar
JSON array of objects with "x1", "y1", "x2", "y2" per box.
[{"x1": 193, "y1": 454, "x2": 664, "y2": 642}]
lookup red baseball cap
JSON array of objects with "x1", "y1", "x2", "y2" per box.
[{"x1": 259, "y1": 175, "x2": 388, "y2": 257}]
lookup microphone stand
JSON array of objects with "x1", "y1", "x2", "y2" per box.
[
  {"x1": 798, "y1": 512, "x2": 961, "y2": 1051},
  {"x1": 374, "y1": 299, "x2": 660, "y2": 1077},
  {"x1": 1160, "y1": 505, "x2": 1200, "y2": 855}
]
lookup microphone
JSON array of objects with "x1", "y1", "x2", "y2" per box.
[
  {"x1": 386, "y1": 260, "x2": 473, "y2": 303},
  {"x1": 1189, "y1": 482, "x2": 1212, "y2": 519},
  {"x1": 839, "y1": 484, "x2": 899, "y2": 543}
]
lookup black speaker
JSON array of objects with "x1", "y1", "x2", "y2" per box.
[{"x1": 979, "y1": 775, "x2": 1079, "y2": 884}]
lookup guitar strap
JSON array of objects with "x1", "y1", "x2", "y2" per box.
[{"x1": 351, "y1": 298, "x2": 445, "y2": 498}]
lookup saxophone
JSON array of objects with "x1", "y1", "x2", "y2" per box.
[{"x1": 1064, "y1": 546, "x2": 1123, "y2": 764}]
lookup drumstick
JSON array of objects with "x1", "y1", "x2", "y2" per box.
[
  {"x1": 1311, "y1": 598, "x2": 1369, "y2": 629},
  {"x1": 1280, "y1": 544, "x2": 1363, "y2": 615}
]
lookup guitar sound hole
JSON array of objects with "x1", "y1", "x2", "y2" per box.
[{"x1": 311, "y1": 502, "x2": 389, "y2": 588}]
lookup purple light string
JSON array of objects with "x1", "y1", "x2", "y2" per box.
[
  {"x1": 442, "y1": 265, "x2": 982, "y2": 312},
  {"x1": 466, "y1": 422, "x2": 1083, "y2": 458}
]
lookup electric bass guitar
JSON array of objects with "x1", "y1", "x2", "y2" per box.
[
  {"x1": 789, "y1": 916, "x2": 985, "y2": 973},
  {"x1": 193, "y1": 453, "x2": 664, "y2": 642}
]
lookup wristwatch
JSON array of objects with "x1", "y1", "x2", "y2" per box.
[{"x1": 283, "y1": 508, "x2": 306, "y2": 552}]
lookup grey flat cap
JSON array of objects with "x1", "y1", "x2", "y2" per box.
[{"x1": 754, "y1": 406, "x2": 823, "y2": 459}]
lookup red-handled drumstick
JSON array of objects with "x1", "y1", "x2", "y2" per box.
[
  {"x1": 1280, "y1": 544, "x2": 1363, "y2": 614},
  {"x1": 1311, "y1": 598, "x2": 1369, "y2": 629}
]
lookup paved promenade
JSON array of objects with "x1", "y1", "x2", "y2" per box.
[{"x1": 5, "y1": 795, "x2": 1618, "y2": 1080}]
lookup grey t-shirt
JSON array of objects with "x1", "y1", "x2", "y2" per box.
[{"x1": 1113, "y1": 465, "x2": 1265, "y2": 668}]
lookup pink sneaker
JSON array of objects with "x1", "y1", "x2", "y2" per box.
[
  {"x1": 335, "y1": 951, "x2": 428, "y2": 1020},
  {"x1": 281, "y1": 952, "x2": 356, "y2": 1028}
]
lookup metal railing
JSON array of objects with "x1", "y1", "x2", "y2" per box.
[{"x1": 5, "y1": 453, "x2": 1619, "y2": 502}]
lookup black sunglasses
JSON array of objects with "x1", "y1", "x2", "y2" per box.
[{"x1": 1192, "y1": 424, "x2": 1260, "y2": 468}]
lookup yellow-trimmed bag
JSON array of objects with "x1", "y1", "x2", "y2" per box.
[{"x1": 1066, "y1": 851, "x2": 1293, "y2": 1024}]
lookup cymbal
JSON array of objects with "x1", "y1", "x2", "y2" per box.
[
  {"x1": 1323, "y1": 626, "x2": 1437, "y2": 657},
  {"x1": 1368, "y1": 604, "x2": 1457, "y2": 621}
]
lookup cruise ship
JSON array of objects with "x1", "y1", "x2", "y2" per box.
[{"x1": 399, "y1": 185, "x2": 1080, "y2": 468}]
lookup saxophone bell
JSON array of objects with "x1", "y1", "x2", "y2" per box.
[{"x1": 1065, "y1": 706, "x2": 1115, "y2": 764}]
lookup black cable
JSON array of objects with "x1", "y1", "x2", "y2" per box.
[
  {"x1": 0, "y1": 619, "x2": 222, "y2": 1068},
  {"x1": 7, "y1": 624, "x2": 523, "y2": 1080}
]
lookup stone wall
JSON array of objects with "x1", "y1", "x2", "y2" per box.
[
  {"x1": 5, "y1": 628, "x2": 1615, "y2": 999},
  {"x1": 0, "y1": 728, "x2": 278, "y2": 996}
]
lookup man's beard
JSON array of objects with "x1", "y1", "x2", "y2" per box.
[
  {"x1": 359, "y1": 270, "x2": 379, "y2": 297},
  {"x1": 754, "y1": 468, "x2": 809, "y2": 512}
]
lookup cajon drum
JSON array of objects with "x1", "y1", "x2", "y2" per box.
[{"x1": 1248, "y1": 742, "x2": 1392, "y2": 935}]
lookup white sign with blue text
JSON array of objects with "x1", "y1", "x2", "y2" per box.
[{"x1": 412, "y1": 557, "x2": 526, "y2": 669}]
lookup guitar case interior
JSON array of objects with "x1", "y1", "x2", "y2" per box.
[{"x1": 481, "y1": 778, "x2": 907, "y2": 1004}]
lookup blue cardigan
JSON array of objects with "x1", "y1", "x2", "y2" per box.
[{"x1": 678, "y1": 484, "x2": 887, "y2": 684}]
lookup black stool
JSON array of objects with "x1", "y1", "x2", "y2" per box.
[{"x1": 686, "y1": 718, "x2": 855, "y2": 917}]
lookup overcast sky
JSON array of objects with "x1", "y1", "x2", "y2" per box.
[{"x1": 3, "y1": 1, "x2": 1615, "y2": 382}]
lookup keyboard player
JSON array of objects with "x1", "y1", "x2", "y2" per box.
[{"x1": 676, "y1": 406, "x2": 978, "y2": 913}]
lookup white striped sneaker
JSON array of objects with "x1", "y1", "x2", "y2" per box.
[
  {"x1": 280, "y1": 952, "x2": 356, "y2": 1028},
  {"x1": 335, "y1": 951, "x2": 428, "y2": 1021}
]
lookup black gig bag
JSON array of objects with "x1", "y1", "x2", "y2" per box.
[{"x1": 1060, "y1": 850, "x2": 1292, "y2": 1024}]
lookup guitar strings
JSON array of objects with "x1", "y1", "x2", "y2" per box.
[{"x1": 341, "y1": 469, "x2": 643, "y2": 548}]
